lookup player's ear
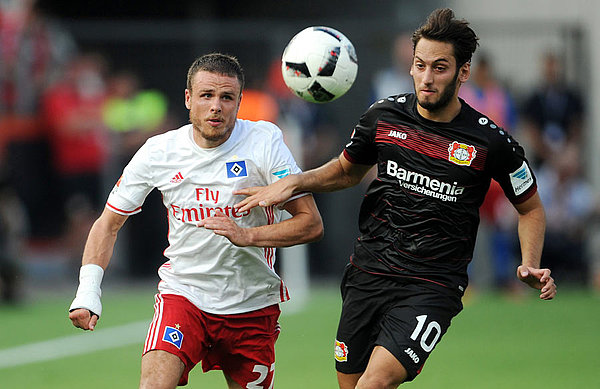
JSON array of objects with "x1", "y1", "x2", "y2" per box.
[
  {"x1": 236, "y1": 92, "x2": 243, "y2": 113},
  {"x1": 185, "y1": 88, "x2": 191, "y2": 109},
  {"x1": 458, "y1": 62, "x2": 470, "y2": 83}
]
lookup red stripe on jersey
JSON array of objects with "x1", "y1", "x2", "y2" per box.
[
  {"x1": 263, "y1": 206, "x2": 276, "y2": 269},
  {"x1": 375, "y1": 121, "x2": 487, "y2": 171},
  {"x1": 106, "y1": 202, "x2": 142, "y2": 214}
]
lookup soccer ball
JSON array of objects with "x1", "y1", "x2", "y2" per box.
[{"x1": 281, "y1": 26, "x2": 358, "y2": 103}]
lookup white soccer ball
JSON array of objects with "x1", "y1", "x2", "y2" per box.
[{"x1": 281, "y1": 26, "x2": 358, "y2": 103}]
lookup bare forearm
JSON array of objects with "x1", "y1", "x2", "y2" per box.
[
  {"x1": 295, "y1": 157, "x2": 363, "y2": 193},
  {"x1": 81, "y1": 210, "x2": 127, "y2": 269},
  {"x1": 245, "y1": 212, "x2": 323, "y2": 247},
  {"x1": 515, "y1": 194, "x2": 546, "y2": 268},
  {"x1": 517, "y1": 207, "x2": 545, "y2": 268}
]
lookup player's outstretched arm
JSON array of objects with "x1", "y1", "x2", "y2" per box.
[
  {"x1": 69, "y1": 208, "x2": 128, "y2": 330},
  {"x1": 514, "y1": 192, "x2": 556, "y2": 300},
  {"x1": 199, "y1": 193, "x2": 323, "y2": 248},
  {"x1": 234, "y1": 152, "x2": 372, "y2": 212}
]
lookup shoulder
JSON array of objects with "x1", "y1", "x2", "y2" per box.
[
  {"x1": 134, "y1": 125, "x2": 193, "y2": 165},
  {"x1": 144, "y1": 124, "x2": 191, "y2": 149},
  {"x1": 369, "y1": 93, "x2": 415, "y2": 113},
  {"x1": 361, "y1": 93, "x2": 416, "y2": 123},
  {"x1": 235, "y1": 119, "x2": 284, "y2": 142},
  {"x1": 458, "y1": 99, "x2": 506, "y2": 136}
]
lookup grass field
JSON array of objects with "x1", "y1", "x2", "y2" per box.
[{"x1": 1, "y1": 282, "x2": 599, "y2": 388}]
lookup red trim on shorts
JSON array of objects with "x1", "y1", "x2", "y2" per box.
[{"x1": 144, "y1": 294, "x2": 164, "y2": 353}]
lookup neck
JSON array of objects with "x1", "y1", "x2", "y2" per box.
[{"x1": 416, "y1": 97, "x2": 462, "y2": 123}]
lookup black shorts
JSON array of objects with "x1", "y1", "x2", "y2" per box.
[{"x1": 334, "y1": 264, "x2": 463, "y2": 381}]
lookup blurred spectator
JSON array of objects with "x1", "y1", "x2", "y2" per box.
[
  {"x1": 460, "y1": 53, "x2": 517, "y2": 130},
  {"x1": 0, "y1": 171, "x2": 26, "y2": 304},
  {"x1": 237, "y1": 86, "x2": 279, "y2": 123},
  {"x1": 370, "y1": 32, "x2": 414, "y2": 101},
  {"x1": 460, "y1": 54, "x2": 520, "y2": 291},
  {"x1": 521, "y1": 52, "x2": 584, "y2": 168},
  {"x1": 0, "y1": 0, "x2": 76, "y2": 238},
  {"x1": 102, "y1": 68, "x2": 170, "y2": 277},
  {"x1": 536, "y1": 145, "x2": 597, "y2": 285},
  {"x1": 103, "y1": 69, "x2": 169, "y2": 157},
  {"x1": 41, "y1": 52, "x2": 110, "y2": 263}
]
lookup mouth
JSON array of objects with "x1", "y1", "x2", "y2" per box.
[
  {"x1": 206, "y1": 117, "x2": 223, "y2": 127},
  {"x1": 419, "y1": 88, "x2": 436, "y2": 96}
]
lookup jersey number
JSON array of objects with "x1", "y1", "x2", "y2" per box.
[
  {"x1": 246, "y1": 363, "x2": 275, "y2": 389},
  {"x1": 409, "y1": 314, "x2": 441, "y2": 353}
]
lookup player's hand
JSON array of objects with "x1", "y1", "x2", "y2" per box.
[
  {"x1": 234, "y1": 175, "x2": 298, "y2": 213},
  {"x1": 516, "y1": 265, "x2": 556, "y2": 300},
  {"x1": 198, "y1": 210, "x2": 251, "y2": 246},
  {"x1": 69, "y1": 308, "x2": 100, "y2": 331}
]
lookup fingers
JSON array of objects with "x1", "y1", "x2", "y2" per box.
[
  {"x1": 234, "y1": 186, "x2": 284, "y2": 212},
  {"x1": 234, "y1": 187, "x2": 265, "y2": 212},
  {"x1": 89, "y1": 314, "x2": 99, "y2": 330},
  {"x1": 233, "y1": 187, "x2": 261, "y2": 196},
  {"x1": 234, "y1": 196, "x2": 264, "y2": 213},
  {"x1": 69, "y1": 309, "x2": 96, "y2": 331},
  {"x1": 516, "y1": 266, "x2": 557, "y2": 300},
  {"x1": 539, "y1": 270, "x2": 557, "y2": 300}
]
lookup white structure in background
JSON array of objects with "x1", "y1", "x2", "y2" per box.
[{"x1": 279, "y1": 114, "x2": 310, "y2": 313}]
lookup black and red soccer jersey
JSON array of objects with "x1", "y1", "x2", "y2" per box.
[{"x1": 343, "y1": 93, "x2": 537, "y2": 294}]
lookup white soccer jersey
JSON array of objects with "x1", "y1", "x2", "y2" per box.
[{"x1": 106, "y1": 119, "x2": 304, "y2": 314}]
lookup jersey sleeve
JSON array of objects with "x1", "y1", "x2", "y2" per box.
[
  {"x1": 264, "y1": 122, "x2": 309, "y2": 204},
  {"x1": 343, "y1": 105, "x2": 379, "y2": 165},
  {"x1": 106, "y1": 141, "x2": 155, "y2": 215},
  {"x1": 487, "y1": 131, "x2": 537, "y2": 204}
]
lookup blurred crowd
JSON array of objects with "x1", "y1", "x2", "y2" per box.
[
  {"x1": 0, "y1": 0, "x2": 172, "y2": 303},
  {"x1": 0, "y1": 3, "x2": 598, "y2": 305}
]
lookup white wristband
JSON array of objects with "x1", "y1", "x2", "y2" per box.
[{"x1": 69, "y1": 264, "x2": 104, "y2": 317}]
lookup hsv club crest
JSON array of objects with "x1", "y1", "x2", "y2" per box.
[{"x1": 448, "y1": 141, "x2": 477, "y2": 166}]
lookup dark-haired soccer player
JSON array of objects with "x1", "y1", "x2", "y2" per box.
[{"x1": 235, "y1": 8, "x2": 556, "y2": 388}]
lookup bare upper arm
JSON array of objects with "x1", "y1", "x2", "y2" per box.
[
  {"x1": 338, "y1": 152, "x2": 375, "y2": 187},
  {"x1": 282, "y1": 193, "x2": 321, "y2": 219},
  {"x1": 513, "y1": 191, "x2": 544, "y2": 216},
  {"x1": 97, "y1": 207, "x2": 129, "y2": 232}
]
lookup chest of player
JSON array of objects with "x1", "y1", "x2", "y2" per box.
[
  {"x1": 374, "y1": 120, "x2": 491, "y2": 202},
  {"x1": 157, "y1": 156, "x2": 267, "y2": 210}
]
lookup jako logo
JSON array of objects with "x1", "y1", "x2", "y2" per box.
[
  {"x1": 404, "y1": 347, "x2": 420, "y2": 363},
  {"x1": 388, "y1": 130, "x2": 407, "y2": 140}
]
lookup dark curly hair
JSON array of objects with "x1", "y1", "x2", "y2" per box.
[{"x1": 412, "y1": 8, "x2": 479, "y2": 67}]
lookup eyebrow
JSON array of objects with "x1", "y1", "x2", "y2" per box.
[
  {"x1": 197, "y1": 87, "x2": 236, "y2": 96},
  {"x1": 414, "y1": 55, "x2": 451, "y2": 64}
]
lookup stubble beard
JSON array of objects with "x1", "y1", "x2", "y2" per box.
[{"x1": 416, "y1": 70, "x2": 460, "y2": 113}]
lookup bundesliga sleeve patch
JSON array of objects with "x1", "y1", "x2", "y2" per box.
[
  {"x1": 163, "y1": 326, "x2": 184, "y2": 349},
  {"x1": 510, "y1": 161, "x2": 534, "y2": 196},
  {"x1": 226, "y1": 161, "x2": 248, "y2": 178},
  {"x1": 271, "y1": 165, "x2": 291, "y2": 180}
]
